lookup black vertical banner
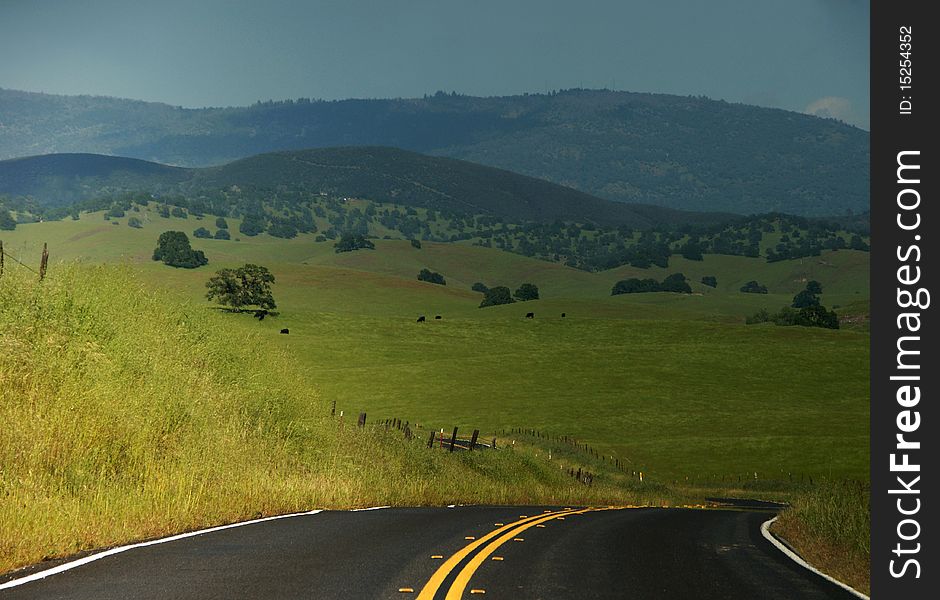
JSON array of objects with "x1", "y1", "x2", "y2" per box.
[{"x1": 871, "y1": 1, "x2": 936, "y2": 597}]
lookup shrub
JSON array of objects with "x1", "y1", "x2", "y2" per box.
[
  {"x1": 214, "y1": 229, "x2": 231, "y2": 240},
  {"x1": 471, "y1": 282, "x2": 489, "y2": 293},
  {"x1": 215, "y1": 217, "x2": 229, "y2": 229},
  {"x1": 701, "y1": 276, "x2": 717, "y2": 288},
  {"x1": 127, "y1": 217, "x2": 143, "y2": 229},
  {"x1": 410, "y1": 239, "x2": 422, "y2": 249},
  {"x1": 193, "y1": 227, "x2": 212, "y2": 239}
]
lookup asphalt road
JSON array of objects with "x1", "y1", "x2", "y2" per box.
[{"x1": 1, "y1": 506, "x2": 861, "y2": 599}]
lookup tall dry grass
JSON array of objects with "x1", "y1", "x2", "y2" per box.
[{"x1": 0, "y1": 265, "x2": 650, "y2": 574}]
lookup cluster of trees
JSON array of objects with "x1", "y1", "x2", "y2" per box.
[
  {"x1": 740, "y1": 280, "x2": 768, "y2": 294},
  {"x1": 473, "y1": 282, "x2": 540, "y2": 308},
  {"x1": 152, "y1": 231, "x2": 208, "y2": 268},
  {"x1": 746, "y1": 281, "x2": 839, "y2": 329},
  {"x1": 611, "y1": 273, "x2": 691, "y2": 295},
  {"x1": 205, "y1": 264, "x2": 277, "y2": 311},
  {"x1": 417, "y1": 269, "x2": 446, "y2": 285},
  {"x1": 193, "y1": 226, "x2": 230, "y2": 240},
  {"x1": 334, "y1": 233, "x2": 375, "y2": 253}
]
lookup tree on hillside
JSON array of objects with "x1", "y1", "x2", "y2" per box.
[
  {"x1": 1, "y1": 209, "x2": 17, "y2": 230},
  {"x1": 152, "y1": 231, "x2": 207, "y2": 268},
  {"x1": 417, "y1": 268, "x2": 446, "y2": 285},
  {"x1": 239, "y1": 215, "x2": 266, "y2": 236},
  {"x1": 471, "y1": 282, "x2": 489, "y2": 293},
  {"x1": 170, "y1": 207, "x2": 187, "y2": 219},
  {"x1": 739, "y1": 280, "x2": 768, "y2": 294},
  {"x1": 410, "y1": 238, "x2": 422, "y2": 249},
  {"x1": 334, "y1": 233, "x2": 375, "y2": 253},
  {"x1": 479, "y1": 286, "x2": 515, "y2": 308},
  {"x1": 701, "y1": 276, "x2": 717, "y2": 288},
  {"x1": 806, "y1": 280, "x2": 823, "y2": 295},
  {"x1": 127, "y1": 216, "x2": 143, "y2": 228},
  {"x1": 205, "y1": 264, "x2": 276, "y2": 311},
  {"x1": 214, "y1": 229, "x2": 231, "y2": 240},
  {"x1": 193, "y1": 227, "x2": 212, "y2": 238},
  {"x1": 792, "y1": 280, "x2": 823, "y2": 308},
  {"x1": 660, "y1": 273, "x2": 691, "y2": 293},
  {"x1": 514, "y1": 283, "x2": 540, "y2": 301},
  {"x1": 216, "y1": 217, "x2": 229, "y2": 229}
]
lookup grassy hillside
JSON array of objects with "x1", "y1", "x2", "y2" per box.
[
  {"x1": 0, "y1": 88, "x2": 870, "y2": 216},
  {"x1": 0, "y1": 265, "x2": 654, "y2": 575},
  {"x1": 1, "y1": 210, "x2": 870, "y2": 483}
]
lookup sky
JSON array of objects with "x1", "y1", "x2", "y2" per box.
[{"x1": 0, "y1": 0, "x2": 870, "y2": 128}]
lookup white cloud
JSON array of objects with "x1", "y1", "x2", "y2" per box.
[{"x1": 804, "y1": 96, "x2": 855, "y2": 124}]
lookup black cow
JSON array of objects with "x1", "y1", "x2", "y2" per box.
[
  {"x1": 417, "y1": 316, "x2": 426, "y2": 323},
  {"x1": 434, "y1": 315, "x2": 442, "y2": 320},
  {"x1": 525, "y1": 312, "x2": 535, "y2": 319},
  {"x1": 280, "y1": 328, "x2": 289, "y2": 334},
  {"x1": 561, "y1": 312, "x2": 566, "y2": 318}
]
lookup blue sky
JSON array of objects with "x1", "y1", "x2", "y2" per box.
[{"x1": 0, "y1": 0, "x2": 870, "y2": 128}]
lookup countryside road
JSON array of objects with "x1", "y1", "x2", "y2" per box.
[{"x1": 1, "y1": 506, "x2": 861, "y2": 599}]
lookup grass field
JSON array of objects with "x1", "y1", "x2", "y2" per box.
[{"x1": 0, "y1": 209, "x2": 870, "y2": 482}]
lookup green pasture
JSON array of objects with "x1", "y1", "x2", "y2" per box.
[{"x1": 1, "y1": 211, "x2": 870, "y2": 480}]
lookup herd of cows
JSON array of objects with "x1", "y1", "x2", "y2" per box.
[{"x1": 415, "y1": 312, "x2": 565, "y2": 322}]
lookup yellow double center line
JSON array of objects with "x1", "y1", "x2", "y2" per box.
[{"x1": 416, "y1": 507, "x2": 599, "y2": 599}]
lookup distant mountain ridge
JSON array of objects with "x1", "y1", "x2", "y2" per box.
[
  {"x1": 0, "y1": 148, "x2": 736, "y2": 228},
  {"x1": 0, "y1": 88, "x2": 869, "y2": 216}
]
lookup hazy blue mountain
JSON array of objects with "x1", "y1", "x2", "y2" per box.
[{"x1": 0, "y1": 88, "x2": 869, "y2": 216}]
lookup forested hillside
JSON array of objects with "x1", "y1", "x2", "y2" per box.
[{"x1": 0, "y1": 88, "x2": 870, "y2": 216}]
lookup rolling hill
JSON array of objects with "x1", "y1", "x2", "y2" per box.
[
  {"x1": 0, "y1": 88, "x2": 870, "y2": 216},
  {"x1": 0, "y1": 148, "x2": 736, "y2": 228}
]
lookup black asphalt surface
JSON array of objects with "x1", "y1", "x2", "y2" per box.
[{"x1": 0, "y1": 506, "x2": 861, "y2": 599}]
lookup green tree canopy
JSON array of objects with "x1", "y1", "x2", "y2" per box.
[
  {"x1": 334, "y1": 233, "x2": 375, "y2": 253},
  {"x1": 205, "y1": 264, "x2": 276, "y2": 311},
  {"x1": 701, "y1": 275, "x2": 717, "y2": 288},
  {"x1": 417, "y1": 268, "x2": 446, "y2": 285},
  {"x1": 0, "y1": 209, "x2": 17, "y2": 230},
  {"x1": 479, "y1": 286, "x2": 515, "y2": 308},
  {"x1": 193, "y1": 227, "x2": 212, "y2": 238},
  {"x1": 152, "y1": 231, "x2": 208, "y2": 268},
  {"x1": 514, "y1": 283, "x2": 540, "y2": 301}
]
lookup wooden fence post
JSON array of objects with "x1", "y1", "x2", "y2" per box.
[
  {"x1": 427, "y1": 430, "x2": 435, "y2": 448},
  {"x1": 449, "y1": 427, "x2": 458, "y2": 453},
  {"x1": 469, "y1": 429, "x2": 479, "y2": 451},
  {"x1": 330, "y1": 400, "x2": 336, "y2": 417},
  {"x1": 39, "y1": 243, "x2": 48, "y2": 281},
  {"x1": 491, "y1": 437, "x2": 497, "y2": 449},
  {"x1": 358, "y1": 412, "x2": 366, "y2": 428}
]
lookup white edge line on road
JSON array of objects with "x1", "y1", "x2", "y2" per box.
[
  {"x1": 0, "y1": 510, "x2": 323, "y2": 591},
  {"x1": 350, "y1": 506, "x2": 390, "y2": 512},
  {"x1": 760, "y1": 516, "x2": 869, "y2": 600}
]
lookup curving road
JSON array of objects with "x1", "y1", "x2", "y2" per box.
[{"x1": 0, "y1": 506, "x2": 862, "y2": 599}]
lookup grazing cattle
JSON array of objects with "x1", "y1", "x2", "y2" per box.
[
  {"x1": 280, "y1": 328, "x2": 289, "y2": 334},
  {"x1": 561, "y1": 312, "x2": 566, "y2": 318},
  {"x1": 525, "y1": 312, "x2": 535, "y2": 319},
  {"x1": 254, "y1": 309, "x2": 268, "y2": 321},
  {"x1": 434, "y1": 315, "x2": 442, "y2": 320},
  {"x1": 417, "y1": 316, "x2": 426, "y2": 323}
]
